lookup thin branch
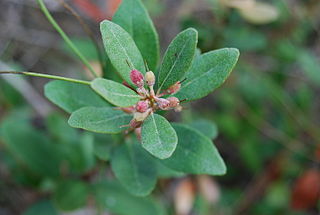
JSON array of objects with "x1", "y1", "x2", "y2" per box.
[
  {"x1": 36, "y1": 0, "x2": 99, "y2": 78},
  {"x1": 0, "y1": 71, "x2": 90, "y2": 85}
]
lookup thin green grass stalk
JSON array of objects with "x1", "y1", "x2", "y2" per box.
[
  {"x1": 37, "y1": 0, "x2": 98, "y2": 78},
  {"x1": 0, "y1": 71, "x2": 90, "y2": 85}
]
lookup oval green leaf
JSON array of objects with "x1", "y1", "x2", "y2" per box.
[
  {"x1": 141, "y1": 114, "x2": 178, "y2": 159},
  {"x1": 189, "y1": 119, "x2": 218, "y2": 139},
  {"x1": 111, "y1": 141, "x2": 157, "y2": 196},
  {"x1": 175, "y1": 48, "x2": 240, "y2": 101},
  {"x1": 100, "y1": 20, "x2": 145, "y2": 85},
  {"x1": 68, "y1": 107, "x2": 132, "y2": 134},
  {"x1": 161, "y1": 123, "x2": 226, "y2": 175},
  {"x1": 157, "y1": 28, "x2": 198, "y2": 91},
  {"x1": 91, "y1": 78, "x2": 140, "y2": 107},
  {"x1": 113, "y1": 0, "x2": 159, "y2": 71},
  {"x1": 45, "y1": 80, "x2": 110, "y2": 113},
  {"x1": 53, "y1": 180, "x2": 88, "y2": 211}
]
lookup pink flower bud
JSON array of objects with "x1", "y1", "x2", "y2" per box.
[
  {"x1": 166, "y1": 81, "x2": 181, "y2": 94},
  {"x1": 136, "y1": 101, "x2": 149, "y2": 113},
  {"x1": 130, "y1": 70, "x2": 144, "y2": 88},
  {"x1": 120, "y1": 106, "x2": 135, "y2": 114},
  {"x1": 156, "y1": 98, "x2": 170, "y2": 110},
  {"x1": 167, "y1": 97, "x2": 180, "y2": 108},
  {"x1": 129, "y1": 119, "x2": 142, "y2": 128}
]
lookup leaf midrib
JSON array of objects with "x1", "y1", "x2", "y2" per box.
[{"x1": 158, "y1": 37, "x2": 192, "y2": 91}]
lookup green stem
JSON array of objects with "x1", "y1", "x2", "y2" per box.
[
  {"x1": 0, "y1": 71, "x2": 90, "y2": 85},
  {"x1": 37, "y1": 0, "x2": 98, "y2": 78}
]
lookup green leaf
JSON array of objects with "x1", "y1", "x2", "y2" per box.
[
  {"x1": 0, "y1": 117, "x2": 62, "y2": 178},
  {"x1": 93, "y1": 181, "x2": 164, "y2": 215},
  {"x1": 175, "y1": 48, "x2": 239, "y2": 101},
  {"x1": 45, "y1": 80, "x2": 110, "y2": 113},
  {"x1": 111, "y1": 141, "x2": 157, "y2": 196},
  {"x1": 161, "y1": 124, "x2": 226, "y2": 175},
  {"x1": 155, "y1": 160, "x2": 184, "y2": 178},
  {"x1": 93, "y1": 134, "x2": 116, "y2": 161},
  {"x1": 141, "y1": 114, "x2": 178, "y2": 159},
  {"x1": 100, "y1": 20, "x2": 145, "y2": 85},
  {"x1": 91, "y1": 78, "x2": 140, "y2": 107},
  {"x1": 189, "y1": 119, "x2": 218, "y2": 139},
  {"x1": 68, "y1": 107, "x2": 131, "y2": 134},
  {"x1": 113, "y1": 0, "x2": 159, "y2": 71},
  {"x1": 53, "y1": 180, "x2": 89, "y2": 211},
  {"x1": 157, "y1": 28, "x2": 198, "y2": 91},
  {"x1": 23, "y1": 200, "x2": 58, "y2": 215}
]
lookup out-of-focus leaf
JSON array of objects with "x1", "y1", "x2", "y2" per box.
[
  {"x1": 161, "y1": 124, "x2": 226, "y2": 175},
  {"x1": 93, "y1": 181, "x2": 164, "y2": 215},
  {"x1": 157, "y1": 28, "x2": 198, "y2": 91},
  {"x1": 61, "y1": 37, "x2": 99, "y2": 60},
  {"x1": 23, "y1": 200, "x2": 57, "y2": 215},
  {"x1": 68, "y1": 107, "x2": 131, "y2": 134},
  {"x1": 113, "y1": 0, "x2": 159, "y2": 71},
  {"x1": 141, "y1": 114, "x2": 178, "y2": 159},
  {"x1": 91, "y1": 78, "x2": 140, "y2": 107},
  {"x1": 45, "y1": 80, "x2": 110, "y2": 113},
  {"x1": 100, "y1": 20, "x2": 144, "y2": 85},
  {"x1": 298, "y1": 51, "x2": 320, "y2": 86},
  {"x1": 175, "y1": 48, "x2": 239, "y2": 101},
  {"x1": 53, "y1": 180, "x2": 89, "y2": 211},
  {"x1": 93, "y1": 134, "x2": 116, "y2": 161},
  {"x1": 111, "y1": 141, "x2": 157, "y2": 196},
  {"x1": 189, "y1": 119, "x2": 218, "y2": 139},
  {"x1": 0, "y1": 118, "x2": 61, "y2": 178}
]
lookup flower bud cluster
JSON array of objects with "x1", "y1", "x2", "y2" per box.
[{"x1": 122, "y1": 68, "x2": 185, "y2": 131}]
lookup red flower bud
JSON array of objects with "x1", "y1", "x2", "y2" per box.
[
  {"x1": 136, "y1": 101, "x2": 149, "y2": 113},
  {"x1": 166, "y1": 81, "x2": 181, "y2": 94},
  {"x1": 130, "y1": 69, "x2": 144, "y2": 88},
  {"x1": 167, "y1": 97, "x2": 180, "y2": 108},
  {"x1": 156, "y1": 98, "x2": 170, "y2": 110}
]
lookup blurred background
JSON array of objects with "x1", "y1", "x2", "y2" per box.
[{"x1": 0, "y1": 0, "x2": 320, "y2": 214}]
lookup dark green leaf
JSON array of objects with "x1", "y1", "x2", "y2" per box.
[
  {"x1": 93, "y1": 181, "x2": 164, "y2": 215},
  {"x1": 175, "y1": 48, "x2": 239, "y2": 101},
  {"x1": 113, "y1": 0, "x2": 159, "y2": 71},
  {"x1": 68, "y1": 107, "x2": 131, "y2": 134},
  {"x1": 93, "y1": 134, "x2": 116, "y2": 161},
  {"x1": 100, "y1": 20, "x2": 144, "y2": 85},
  {"x1": 141, "y1": 114, "x2": 178, "y2": 159},
  {"x1": 53, "y1": 180, "x2": 88, "y2": 211},
  {"x1": 23, "y1": 200, "x2": 57, "y2": 215},
  {"x1": 111, "y1": 141, "x2": 157, "y2": 196},
  {"x1": 91, "y1": 78, "x2": 140, "y2": 107},
  {"x1": 0, "y1": 118, "x2": 61, "y2": 177},
  {"x1": 45, "y1": 80, "x2": 110, "y2": 113},
  {"x1": 189, "y1": 119, "x2": 218, "y2": 139},
  {"x1": 161, "y1": 124, "x2": 226, "y2": 175},
  {"x1": 157, "y1": 28, "x2": 198, "y2": 91}
]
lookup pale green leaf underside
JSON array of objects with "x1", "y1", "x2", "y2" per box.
[
  {"x1": 45, "y1": 80, "x2": 110, "y2": 113},
  {"x1": 161, "y1": 123, "x2": 226, "y2": 175},
  {"x1": 157, "y1": 28, "x2": 198, "y2": 91},
  {"x1": 68, "y1": 107, "x2": 131, "y2": 134},
  {"x1": 175, "y1": 48, "x2": 240, "y2": 101},
  {"x1": 91, "y1": 78, "x2": 140, "y2": 107},
  {"x1": 100, "y1": 20, "x2": 145, "y2": 85},
  {"x1": 141, "y1": 114, "x2": 178, "y2": 159},
  {"x1": 111, "y1": 142, "x2": 157, "y2": 196},
  {"x1": 113, "y1": 0, "x2": 159, "y2": 71}
]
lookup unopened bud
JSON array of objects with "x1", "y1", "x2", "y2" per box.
[
  {"x1": 166, "y1": 81, "x2": 181, "y2": 94},
  {"x1": 136, "y1": 101, "x2": 149, "y2": 113},
  {"x1": 167, "y1": 97, "x2": 180, "y2": 108},
  {"x1": 129, "y1": 119, "x2": 142, "y2": 128},
  {"x1": 134, "y1": 109, "x2": 151, "y2": 121},
  {"x1": 145, "y1": 71, "x2": 155, "y2": 86},
  {"x1": 156, "y1": 98, "x2": 170, "y2": 110},
  {"x1": 130, "y1": 69, "x2": 144, "y2": 88}
]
